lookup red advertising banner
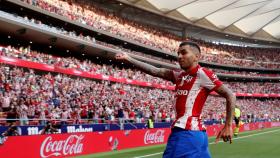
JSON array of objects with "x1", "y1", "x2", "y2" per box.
[
  {"x1": 0, "y1": 55, "x2": 279, "y2": 98},
  {"x1": 0, "y1": 128, "x2": 169, "y2": 158},
  {"x1": 0, "y1": 55, "x2": 174, "y2": 90},
  {"x1": 206, "y1": 122, "x2": 274, "y2": 136},
  {"x1": 0, "y1": 122, "x2": 279, "y2": 158}
]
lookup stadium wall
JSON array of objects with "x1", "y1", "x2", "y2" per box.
[{"x1": 0, "y1": 122, "x2": 279, "y2": 158}]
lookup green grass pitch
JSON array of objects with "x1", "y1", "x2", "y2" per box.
[{"x1": 76, "y1": 127, "x2": 280, "y2": 158}]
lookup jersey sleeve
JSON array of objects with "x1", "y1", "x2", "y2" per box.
[{"x1": 199, "y1": 68, "x2": 223, "y2": 92}]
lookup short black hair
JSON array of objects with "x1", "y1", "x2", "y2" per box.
[{"x1": 179, "y1": 41, "x2": 201, "y2": 53}]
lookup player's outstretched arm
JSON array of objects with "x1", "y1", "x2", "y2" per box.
[
  {"x1": 215, "y1": 85, "x2": 236, "y2": 144},
  {"x1": 115, "y1": 52, "x2": 174, "y2": 82}
]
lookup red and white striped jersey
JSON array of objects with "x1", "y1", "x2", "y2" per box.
[{"x1": 171, "y1": 65, "x2": 222, "y2": 131}]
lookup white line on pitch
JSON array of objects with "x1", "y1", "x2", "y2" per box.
[
  {"x1": 133, "y1": 129, "x2": 280, "y2": 158},
  {"x1": 134, "y1": 152, "x2": 164, "y2": 158},
  {"x1": 210, "y1": 129, "x2": 280, "y2": 144}
]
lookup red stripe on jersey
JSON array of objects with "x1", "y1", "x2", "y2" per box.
[
  {"x1": 190, "y1": 88, "x2": 209, "y2": 130},
  {"x1": 185, "y1": 116, "x2": 192, "y2": 130},
  {"x1": 192, "y1": 88, "x2": 209, "y2": 117}
]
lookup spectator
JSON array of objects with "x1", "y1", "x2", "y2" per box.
[
  {"x1": 117, "y1": 106, "x2": 124, "y2": 129},
  {"x1": 6, "y1": 107, "x2": 17, "y2": 125}
]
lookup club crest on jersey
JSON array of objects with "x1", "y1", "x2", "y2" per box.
[
  {"x1": 178, "y1": 75, "x2": 193, "y2": 87},
  {"x1": 212, "y1": 74, "x2": 218, "y2": 82}
]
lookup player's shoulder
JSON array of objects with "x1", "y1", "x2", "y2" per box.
[
  {"x1": 199, "y1": 66, "x2": 213, "y2": 73},
  {"x1": 198, "y1": 67, "x2": 216, "y2": 76},
  {"x1": 198, "y1": 67, "x2": 220, "y2": 82}
]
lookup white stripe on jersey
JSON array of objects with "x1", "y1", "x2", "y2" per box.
[
  {"x1": 191, "y1": 117, "x2": 199, "y2": 130},
  {"x1": 186, "y1": 87, "x2": 202, "y2": 130}
]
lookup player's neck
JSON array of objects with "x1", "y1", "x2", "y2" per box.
[{"x1": 184, "y1": 62, "x2": 198, "y2": 73}]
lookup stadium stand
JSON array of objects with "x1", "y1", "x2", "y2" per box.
[
  {"x1": 0, "y1": 0, "x2": 279, "y2": 127},
  {"x1": 0, "y1": 66, "x2": 279, "y2": 126},
  {"x1": 19, "y1": 0, "x2": 280, "y2": 69}
]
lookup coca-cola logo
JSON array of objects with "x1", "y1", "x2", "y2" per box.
[
  {"x1": 144, "y1": 130, "x2": 165, "y2": 144},
  {"x1": 40, "y1": 135, "x2": 84, "y2": 158}
]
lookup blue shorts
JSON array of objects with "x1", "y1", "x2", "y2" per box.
[{"x1": 163, "y1": 127, "x2": 211, "y2": 158}]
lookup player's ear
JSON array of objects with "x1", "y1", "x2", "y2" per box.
[
  {"x1": 193, "y1": 51, "x2": 200, "y2": 62},
  {"x1": 191, "y1": 46, "x2": 200, "y2": 60},
  {"x1": 195, "y1": 52, "x2": 200, "y2": 59}
]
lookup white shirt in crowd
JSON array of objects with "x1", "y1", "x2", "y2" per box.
[{"x1": 18, "y1": 104, "x2": 28, "y2": 119}]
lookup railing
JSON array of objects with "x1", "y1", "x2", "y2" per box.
[
  {"x1": 0, "y1": 118, "x2": 173, "y2": 136},
  {"x1": 0, "y1": 118, "x2": 173, "y2": 126},
  {"x1": 0, "y1": 117, "x2": 277, "y2": 126}
]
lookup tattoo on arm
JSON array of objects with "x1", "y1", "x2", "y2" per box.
[
  {"x1": 215, "y1": 85, "x2": 236, "y2": 126},
  {"x1": 126, "y1": 57, "x2": 174, "y2": 82}
]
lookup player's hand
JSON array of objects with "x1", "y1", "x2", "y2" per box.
[
  {"x1": 215, "y1": 125, "x2": 233, "y2": 144},
  {"x1": 115, "y1": 52, "x2": 129, "y2": 60}
]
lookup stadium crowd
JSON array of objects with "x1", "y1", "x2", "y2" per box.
[
  {"x1": 225, "y1": 82, "x2": 280, "y2": 94},
  {"x1": 1, "y1": 45, "x2": 280, "y2": 94},
  {"x1": 20, "y1": 0, "x2": 280, "y2": 69},
  {"x1": 213, "y1": 69, "x2": 280, "y2": 77},
  {"x1": 0, "y1": 45, "x2": 173, "y2": 85},
  {"x1": 203, "y1": 96, "x2": 280, "y2": 123},
  {"x1": 0, "y1": 66, "x2": 279, "y2": 126},
  {"x1": 0, "y1": 9, "x2": 176, "y2": 65},
  {"x1": 0, "y1": 66, "x2": 174, "y2": 126}
]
